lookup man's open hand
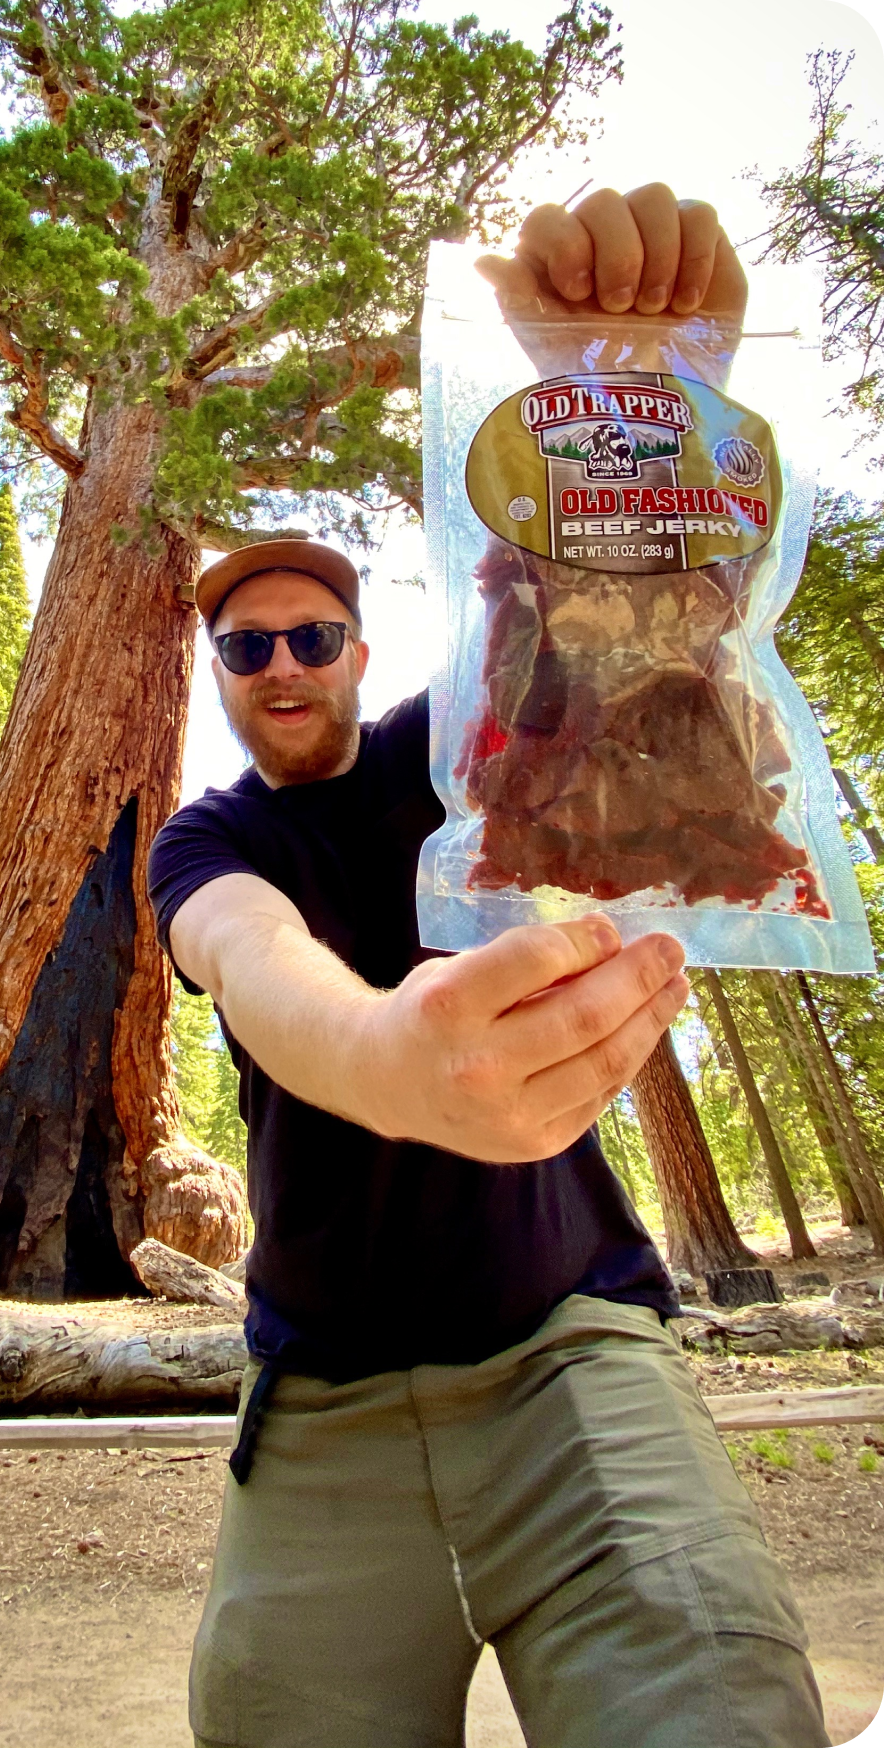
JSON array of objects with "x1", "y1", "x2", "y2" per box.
[
  {"x1": 477, "y1": 181, "x2": 748, "y2": 323},
  {"x1": 357, "y1": 916, "x2": 689, "y2": 1163}
]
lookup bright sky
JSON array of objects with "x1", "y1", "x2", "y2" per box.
[{"x1": 16, "y1": 0, "x2": 884, "y2": 800}]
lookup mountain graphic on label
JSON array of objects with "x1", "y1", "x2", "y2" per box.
[{"x1": 539, "y1": 418, "x2": 682, "y2": 479}]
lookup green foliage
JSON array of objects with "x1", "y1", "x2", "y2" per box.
[
  {"x1": 776, "y1": 490, "x2": 884, "y2": 808},
  {"x1": 0, "y1": 0, "x2": 621, "y2": 544},
  {"x1": 0, "y1": 479, "x2": 30, "y2": 728},
  {"x1": 598, "y1": 1091, "x2": 662, "y2": 1228},
  {"x1": 756, "y1": 49, "x2": 884, "y2": 442},
  {"x1": 170, "y1": 983, "x2": 247, "y2": 1176},
  {"x1": 811, "y1": 1441, "x2": 835, "y2": 1464},
  {"x1": 749, "y1": 1432, "x2": 794, "y2": 1469},
  {"x1": 857, "y1": 1447, "x2": 878, "y2": 1473}
]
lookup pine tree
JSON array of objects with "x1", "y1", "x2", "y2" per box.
[
  {"x1": 630, "y1": 1033, "x2": 758, "y2": 1276},
  {"x1": 0, "y1": 481, "x2": 30, "y2": 730},
  {"x1": 0, "y1": 0, "x2": 620, "y2": 1296},
  {"x1": 776, "y1": 490, "x2": 884, "y2": 809},
  {"x1": 756, "y1": 48, "x2": 884, "y2": 441},
  {"x1": 170, "y1": 984, "x2": 247, "y2": 1175}
]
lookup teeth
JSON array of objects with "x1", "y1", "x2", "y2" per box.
[{"x1": 269, "y1": 701, "x2": 306, "y2": 710}]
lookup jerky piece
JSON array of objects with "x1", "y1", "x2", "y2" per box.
[{"x1": 459, "y1": 540, "x2": 824, "y2": 910}]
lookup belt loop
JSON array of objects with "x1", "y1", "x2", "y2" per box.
[{"x1": 229, "y1": 1360, "x2": 279, "y2": 1485}]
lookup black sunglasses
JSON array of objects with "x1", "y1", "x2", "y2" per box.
[{"x1": 214, "y1": 620, "x2": 349, "y2": 676}]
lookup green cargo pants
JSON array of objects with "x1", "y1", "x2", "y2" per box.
[{"x1": 191, "y1": 1296, "x2": 829, "y2": 1748}]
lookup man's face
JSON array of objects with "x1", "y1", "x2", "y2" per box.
[{"x1": 210, "y1": 570, "x2": 370, "y2": 788}]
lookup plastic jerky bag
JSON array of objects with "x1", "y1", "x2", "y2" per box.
[{"x1": 417, "y1": 242, "x2": 874, "y2": 972}]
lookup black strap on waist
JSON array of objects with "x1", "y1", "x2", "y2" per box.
[{"x1": 229, "y1": 1360, "x2": 279, "y2": 1485}]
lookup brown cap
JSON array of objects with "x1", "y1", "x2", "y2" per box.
[{"x1": 196, "y1": 539, "x2": 361, "y2": 628}]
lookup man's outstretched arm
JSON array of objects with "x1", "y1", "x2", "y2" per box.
[{"x1": 170, "y1": 871, "x2": 688, "y2": 1165}]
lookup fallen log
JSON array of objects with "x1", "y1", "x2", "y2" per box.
[
  {"x1": 0, "y1": 1311, "x2": 247, "y2": 1408},
  {"x1": 130, "y1": 1238, "x2": 246, "y2": 1311},
  {"x1": 678, "y1": 1299, "x2": 884, "y2": 1355},
  {"x1": 703, "y1": 1384, "x2": 884, "y2": 1432},
  {"x1": 1, "y1": 1385, "x2": 882, "y2": 1450}
]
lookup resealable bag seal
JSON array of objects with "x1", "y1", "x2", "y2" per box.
[{"x1": 417, "y1": 242, "x2": 874, "y2": 973}]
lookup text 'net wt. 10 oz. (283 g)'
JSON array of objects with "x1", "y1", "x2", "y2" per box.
[{"x1": 416, "y1": 242, "x2": 874, "y2": 972}]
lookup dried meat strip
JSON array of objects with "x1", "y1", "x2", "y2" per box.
[{"x1": 459, "y1": 546, "x2": 825, "y2": 912}]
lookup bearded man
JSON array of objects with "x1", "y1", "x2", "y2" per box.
[{"x1": 148, "y1": 182, "x2": 829, "y2": 1748}]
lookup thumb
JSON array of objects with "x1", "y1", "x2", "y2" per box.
[
  {"x1": 475, "y1": 252, "x2": 540, "y2": 313},
  {"x1": 444, "y1": 914, "x2": 622, "y2": 1024}
]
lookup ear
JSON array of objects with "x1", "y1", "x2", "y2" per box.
[{"x1": 353, "y1": 638, "x2": 370, "y2": 683}]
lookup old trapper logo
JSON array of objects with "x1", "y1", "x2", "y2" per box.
[{"x1": 521, "y1": 378, "x2": 693, "y2": 482}]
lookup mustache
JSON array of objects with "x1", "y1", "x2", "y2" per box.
[{"x1": 251, "y1": 681, "x2": 340, "y2": 713}]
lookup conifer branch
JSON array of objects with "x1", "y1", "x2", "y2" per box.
[
  {"x1": 198, "y1": 334, "x2": 420, "y2": 395},
  {"x1": 161, "y1": 87, "x2": 218, "y2": 240},
  {"x1": 177, "y1": 297, "x2": 283, "y2": 381},
  {"x1": 0, "y1": 327, "x2": 85, "y2": 476},
  {"x1": 192, "y1": 517, "x2": 312, "y2": 552},
  {"x1": 205, "y1": 220, "x2": 272, "y2": 280},
  {"x1": 3, "y1": 3, "x2": 97, "y2": 126}
]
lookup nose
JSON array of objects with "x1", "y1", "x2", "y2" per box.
[{"x1": 263, "y1": 634, "x2": 307, "y2": 680}]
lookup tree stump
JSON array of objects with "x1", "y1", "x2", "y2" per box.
[{"x1": 704, "y1": 1266, "x2": 783, "y2": 1308}]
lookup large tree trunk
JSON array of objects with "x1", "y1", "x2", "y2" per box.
[
  {"x1": 703, "y1": 970, "x2": 816, "y2": 1260},
  {"x1": 755, "y1": 972, "x2": 865, "y2": 1228},
  {"x1": 630, "y1": 1030, "x2": 758, "y2": 1275},
  {"x1": 0, "y1": 397, "x2": 246, "y2": 1299},
  {"x1": 777, "y1": 973, "x2": 884, "y2": 1253}
]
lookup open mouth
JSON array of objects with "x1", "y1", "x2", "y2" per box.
[{"x1": 264, "y1": 700, "x2": 314, "y2": 723}]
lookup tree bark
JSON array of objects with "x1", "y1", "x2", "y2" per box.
[
  {"x1": 630, "y1": 1030, "x2": 758, "y2": 1275},
  {"x1": 774, "y1": 973, "x2": 884, "y2": 1252},
  {"x1": 0, "y1": 395, "x2": 246, "y2": 1298},
  {"x1": 0, "y1": 1309, "x2": 246, "y2": 1406},
  {"x1": 678, "y1": 1301, "x2": 884, "y2": 1356},
  {"x1": 755, "y1": 972, "x2": 865, "y2": 1227},
  {"x1": 703, "y1": 971, "x2": 816, "y2": 1260},
  {"x1": 130, "y1": 1237, "x2": 246, "y2": 1309}
]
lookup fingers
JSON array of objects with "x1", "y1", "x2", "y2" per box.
[
  {"x1": 422, "y1": 914, "x2": 622, "y2": 1029},
  {"x1": 522, "y1": 972, "x2": 690, "y2": 1130},
  {"x1": 480, "y1": 183, "x2": 748, "y2": 322},
  {"x1": 701, "y1": 224, "x2": 749, "y2": 319},
  {"x1": 517, "y1": 189, "x2": 647, "y2": 312},
  {"x1": 474, "y1": 250, "x2": 544, "y2": 314},
  {"x1": 499, "y1": 932, "x2": 685, "y2": 1074},
  {"x1": 516, "y1": 203, "x2": 598, "y2": 305},
  {"x1": 671, "y1": 199, "x2": 722, "y2": 315},
  {"x1": 626, "y1": 183, "x2": 682, "y2": 314}
]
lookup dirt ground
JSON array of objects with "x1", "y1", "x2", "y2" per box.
[{"x1": 1, "y1": 1218, "x2": 884, "y2": 1746}]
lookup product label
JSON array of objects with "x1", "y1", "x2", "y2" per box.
[{"x1": 465, "y1": 369, "x2": 781, "y2": 573}]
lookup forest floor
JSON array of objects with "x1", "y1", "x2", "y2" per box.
[{"x1": 1, "y1": 1218, "x2": 883, "y2": 1747}]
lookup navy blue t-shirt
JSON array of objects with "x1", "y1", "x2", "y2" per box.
[{"x1": 148, "y1": 689, "x2": 678, "y2": 1380}]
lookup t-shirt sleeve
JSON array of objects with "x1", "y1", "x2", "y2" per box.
[
  {"x1": 367, "y1": 688, "x2": 431, "y2": 783},
  {"x1": 147, "y1": 797, "x2": 258, "y2": 995}
]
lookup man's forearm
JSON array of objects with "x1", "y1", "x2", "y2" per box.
[{"x1": 209, "y1": 912, "x2": 386, "y2": 1129}]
